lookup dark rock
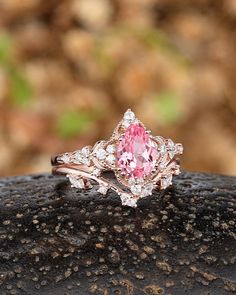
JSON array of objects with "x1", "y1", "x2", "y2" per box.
[{"x1": 0, "y1": 172, "x2": 235, "y2": 294}]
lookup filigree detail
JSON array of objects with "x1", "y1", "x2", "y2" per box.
[{"x1": 56, "y1": 109, "x2": 183, "y2": 207}]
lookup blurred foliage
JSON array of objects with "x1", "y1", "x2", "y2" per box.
[
  {"x1": 113, "y1": 26, "x2": 188, "y2": 66},
  {"x1": 154, "y1": 92, "x2": 182, "y2": 125},
  {"x1": 0, "y1": 33, "x2": 33, "y2": 107},
  {"x1": 93, "y1": 41, "x2": 117, "y2": 73},
  {"x1": 57, "y1": 110, "x2": 95, "y2": 138},
  {"x1": 9, "y1": 68, "x2": 33, "y2": 107},
  {"x1": 0, "y1": 0, "x2": 235, "y2": 176},
  {"x1": 93, "y1": 25, "x2": 188, "y2": 73},
  {"x1": 0, "y1": 33, "x2": 11, "y2": 62}
]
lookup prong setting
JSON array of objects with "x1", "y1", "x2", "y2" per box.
[{"x1": 53, "y1": 109, "x2": 183, "y2": 207}]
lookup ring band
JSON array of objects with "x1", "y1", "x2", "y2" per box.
[{"x1": 51, "y1": 109, "x2": 183, "y2": 207}]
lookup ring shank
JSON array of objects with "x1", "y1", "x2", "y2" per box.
[
  {"x1": 52, "y1": 163, "x2": 94, "y2": 175},
  {"x1": 52, "y1": 157, "x2": 180, "y2": 178}
]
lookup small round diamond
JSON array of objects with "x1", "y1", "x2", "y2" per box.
[
  {"x1": 158, "y1": 163, "x2": 166, "y2": 170},
  {"x1": 120, "y1": 193, "x2": 137, "y2": 207},
  {"x1": 96, "y1": 148, "x2": 107, "y2": 160},
  {"x1": 141, "y1": 183, "x2": 154, "y2": 197},
  {"x1": 128, "y1": 178, "x2": 136, "y2": 186},
  {"x1": 81, "y1": 146, "x2": 90, "y2": 156},
  {"x1": 61, "y1": 154, "x2": 70, "y2": 163},
  {"x1": 92, "y1": 168, "x2": 101, "y2": 176},
  {"x1": 167, "y1": 139, "x2": 175, "y2": 149},
  {"x1": 130, "y1": 184, "x2": 142, "y2": 195},
  {"x1": 176, "y1": 143, "x2": 183, "y2": 154},
  {"x1": 106, "y1": 154, "x2": 116, "y2": 164},
  {"x1": 174, "y1": 168, "x2": 180, "y2": 175},
  {"x1": 122, "y1": 109, "x2": 136, "y2": 128},
  {"x1": 161, "y1": 174, "x2": 172, "y2": 189},
  {"x1": 81, "y1": 157, "x2": 90, "y2": 166},
  {"x1": 159, "y1": 145, "x2": 167, "y2": 154},
  {"x1": 98, "y1": 185, "x2": 108, "y2": 195},
  {"x1": 75, "y1": 152, "x2": 83, "y2": 163},
  {"x1": 167, "y1": 139, "x2": 176, "y2": 158},
  {"x1": 75, "y1": 150, "x2": 90, "y2": 165},
  {"x1": 106, "y1": 144, "x2": 116, "y2": 154},
  {"x1": 124, "y1": 110, "x2": 135, "y2": 121},
  {"x1": 67, "y1": 175, "x2": 85, "y2": 189}
]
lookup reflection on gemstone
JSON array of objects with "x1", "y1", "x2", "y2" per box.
[{"x1": 117, "y1": 123, "x2": 158, "y2": 178}]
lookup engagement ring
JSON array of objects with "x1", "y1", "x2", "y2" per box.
[{"x1": 51, "y1": 109, "x2": 183, "y2": 207}]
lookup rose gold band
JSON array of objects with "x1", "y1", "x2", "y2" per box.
[
  {"x1": 50, "y1": 109, "x2": 183, "y2": 207},
  {"x1": 52, "y1": 153, "x2": 180, "y2": 188}
]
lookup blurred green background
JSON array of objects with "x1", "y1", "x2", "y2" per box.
[{"x1": 0, "y1": 0, "x2": 236, "y2": 176}]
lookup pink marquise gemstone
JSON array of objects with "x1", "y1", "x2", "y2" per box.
[{"x1": 117, "y1": 123, "x2": 158, "y2": 178}]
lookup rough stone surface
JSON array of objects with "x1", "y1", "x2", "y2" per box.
[{"x1": 0, "y1": 172, "x2": 236, "y2": 294}]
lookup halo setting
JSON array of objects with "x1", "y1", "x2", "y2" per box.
[{"x1": 51, "y1": 109, "x2": 183, "y2": 207}]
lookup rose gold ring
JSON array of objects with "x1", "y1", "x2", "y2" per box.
[{"x1": 51, "y1": 109, "x2": 183, "y2": 207}]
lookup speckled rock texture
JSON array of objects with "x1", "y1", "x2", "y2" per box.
[{"x1": 0, "y1": 172, "x2": 236, "y2": 295}]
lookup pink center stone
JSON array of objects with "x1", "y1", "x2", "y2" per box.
[{"x1": 117, "y1": 123, "x2": 158, "y2": 178}]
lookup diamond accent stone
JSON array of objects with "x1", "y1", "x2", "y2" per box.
[
  {"x1": 117, "y1": 123, "x2": 158, "y2": 178},
  {"x1": 158, "y1": 163, "x2": 166, "y2": 171},
  {"x1": 174, "y1": 167, "x2": 180, "y2": 175},
  {"x1": 128, "y1": 178, "x2": 136, "y2": 186},
  {"x1": 141, "y1": 183, "x2": 154, "y2": 197},
  {"x1": 92, "y1": 168, "x2": 101, "y2": 176},
  {"x1": 124, "y1": 109, "x2": 135, "y2": 121},
  {"x1": 67, "y1": 175, "x2": 85, "y2": 189},
  {"x1": 159, "y1": 145, "x2": 167, "y2": 154},
  {"x1": 106, "y1": 144, "x2": 116, "y2": 154},
  {"x1": 96, "y1": 148, "x2": 107, "y2": 160},
  {"x1": 122, "y1": 109, "x2": 136, "y2": 127},
  {"x1": 120, "y1": 193, "x2": 137, "y2": 207},
  {"x1": 97, "y1": 185, "x2": 108, "y2": 195},
  {"x1": 161, "y1": 174, "x2": 172, "y2": 189},
  {"x1": 75, "y1": 151, "x2": 83, "y2": 163},
  {"x1": 128, "y1": 178, "x2": 144, "y2": 187},
  {"x1": 176, "y1": 143, "x2": 183, "y2": 154},
  {"x1": 81, "y1": 146, "x2": 90, "y2": 156},
  {"x1": 61, "y1": 154, "x2": 70, "y2": 163},
  {"x1": 167, "y1": 139, "x2": 176, "y2": 158},
  {"x1": 75, "y1": 150, "x2": 90, "y2": 165},
  {"x1": 82, "y1": 157, "x2": 91, "y2": 166},
  {"x1": 130, "y1": 184, "x2": 142, "y2": 195},
  {"x1": 106, "y1": 154, "x2": 116, "y2": 164}
]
